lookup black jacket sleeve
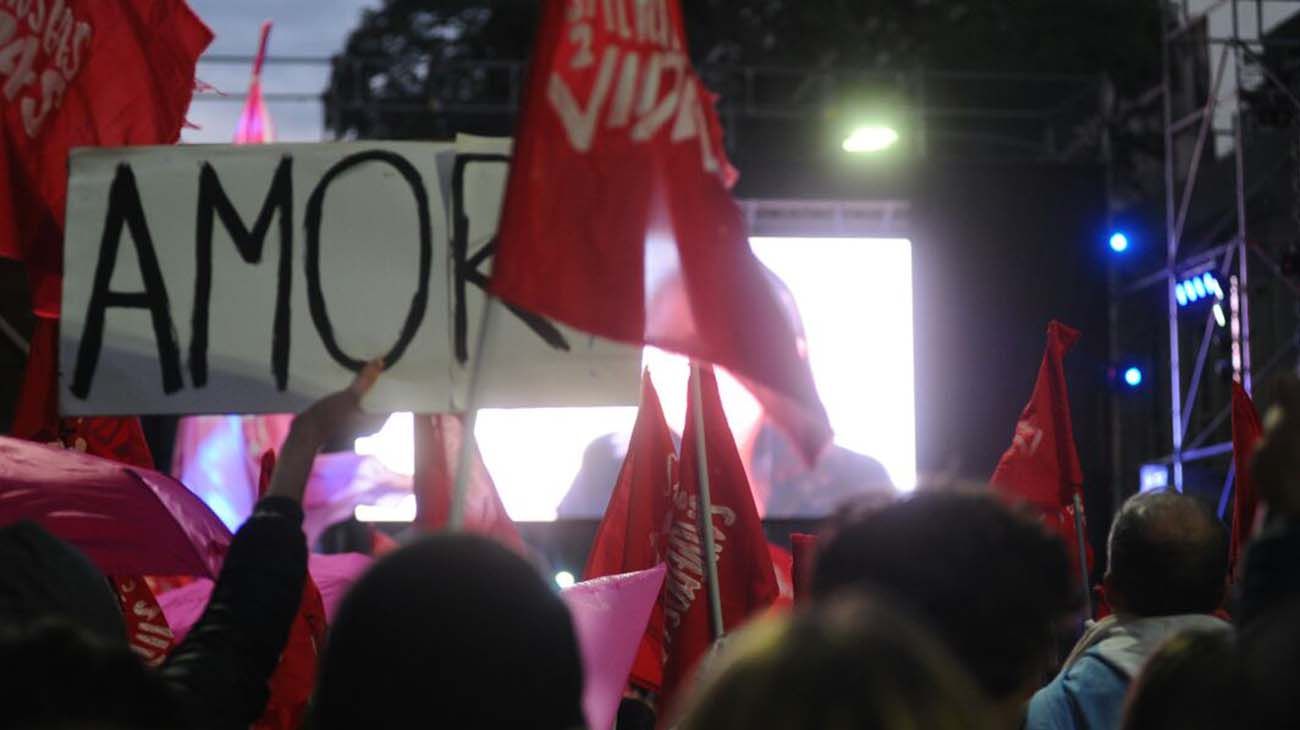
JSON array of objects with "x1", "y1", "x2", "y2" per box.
[
  {"x1": 159, "y1": 497, "x2": 308, "y2": 729},
  {"x1": 1237, "y1": 516, "x2": 1300, "y2": 628}
]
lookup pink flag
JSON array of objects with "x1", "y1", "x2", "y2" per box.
[
  {"x1": 561, "y1": 565, "x2": 667, "y2": 730},
  {"x1": 234, "y1": 21, "x2": 275, "y2": 144},
  {"x1": 158, "y1": 552, "x2": 373, "y2": 642},
  {"x1": 0, "y1": 436, "x2": 231, "y2": 577},
  {"x1": 413, "y1": 414, "x2": 524, "y2": 552}
]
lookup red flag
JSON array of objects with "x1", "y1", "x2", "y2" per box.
[
  {"x1": 10, "y1": 319, "x2": 155, "y2": 469},
  {"x1": 257, "y1": 448, "x2": 277, "y2": 498},
  {"x1": 989, "y1": 321, "x2": 1093, "y2": 576},
  {"x1": 254, "y1": 578, "x2": 326, "y2": 730},
  {"x1": 789, "y1": 532, "x2": 817, "y2": 606},
  {"x1": 1229, "y1": 382, "x2": 1262, "y2": 579},
  {"x1": 491, "y1": 0, "x2": 831, "y2": 464},
  {"x1": 768, "y1": 542, "x2": 794, "y2": 611},
  {"x1": 234, "y1": 21, "x2": 274, "y2": 144},
  {"x1": 111, "y1": 575, "x2": 175, "y2": 667},
  {"x1": 412, "y1": 414, "x2": 524, "y2": 553},
  {"x1": 584, "y1": 372, "x2": 677, "y2": 694},
  {"x1": 662, "y1": 365, "x2": 779, "y2": 701},
  {"x1": 0, "y1": 0, "x2": 212, "y2": 317}
]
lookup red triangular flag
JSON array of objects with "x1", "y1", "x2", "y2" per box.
[
  {"x1": 234, "y1": 21, "x2": 275, "y2": 144},
  {"x1": 491, "y1": 0, "x2": 831, "y2": 464},
  {"x1": 584, "y1": 372, "x2": 677, "y2": 694},
  {"x1": 989, "y1": 321, "x2": 1093, "y2": 576},
  {"x1": 1229, "y1": 382, "x2": 1262, "y2": 580},
  {"x1": 662, "y1": 365, "x2": 779, "y2": 701},
  {"x1": 412, "y1": 414, "x2": 525, "y2": 553},
  {"x1": 0, "y1": 0, "x2": 212, "y2": 317}
]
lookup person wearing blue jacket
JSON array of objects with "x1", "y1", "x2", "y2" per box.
[{"x1": 1026, "y1": 490, "x2": 1230, "y2": 730}]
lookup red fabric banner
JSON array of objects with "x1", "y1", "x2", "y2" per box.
[
  {"x1": 491, "y1": 0, "x2": 830, "y2": 464},
  {"x1": 0, "y1": 0, "x2": 212, "y2": 316},
  {"x1": 413, "y1": 413, "x2": 524, "y2": 553},
  {"x1": 989, "y1": 321, "x2": 1093, "y2": 577},
  {"x1": 112, "y1": 575, "x2": 175, "y2": 667},
  {"x1": 663, "y1": 365, "x2": 778, "y2": 702},
  {"x1": 584, "y1": 372, "x2": 677, "y2": 694},
  {"x1": 1229, "y1": 382, "x2": 1262, "y2": 580}
]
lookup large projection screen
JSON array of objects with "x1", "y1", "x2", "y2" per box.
[{"x1": 356, "y1": 235, "x2": 917, "y2": 521}]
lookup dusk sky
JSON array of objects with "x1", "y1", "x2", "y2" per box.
[{"x1": 183, "y1": 0, "x2": 379, "y2": 144}]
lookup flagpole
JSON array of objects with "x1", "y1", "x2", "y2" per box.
[
  {"x1": 1072, "y1": 492, "x2": 1093, "y2": 618},
  {"x1": 689, "y1": 362, "x2": 726, "y2": 641},
  {"x1": 448, "y1": 295, "x2": 497, "y2": 529}
]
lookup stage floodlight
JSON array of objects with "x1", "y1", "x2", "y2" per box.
[
  {"x1": 1109, "y1": 232, "x2": 1129, "y2": 253},
  {"x1": 1176, "y1": 283, "x2": 1188, "y2": 306},
  {"x1": 842, "y1": 125, "x2": 900, "y2": 153},
  {"x1": 554, "y1": 570, "x2": 576, "y2": 589},
  {"x1": 1191, "y1": 277, "x2": 1208, "y2": 299},
  {"x1": 1205, "y1": 273, "x2": 1224, "y2": 300},
  {"x1": 1123, "y1": 366, "x2": 1143, "y2": 388}
]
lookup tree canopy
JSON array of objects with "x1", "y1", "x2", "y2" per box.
[{"x1": 324, "y1": 0, "x2": 1161, "y2": 155}]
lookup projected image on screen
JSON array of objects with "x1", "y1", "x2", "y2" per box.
[{"x1": 355, "y1": 237, "x2": 916, "y2": 521}]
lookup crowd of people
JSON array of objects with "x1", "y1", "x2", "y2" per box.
[{"x1": 3, "y1": 360, "x2": 1299, "y2": 730}]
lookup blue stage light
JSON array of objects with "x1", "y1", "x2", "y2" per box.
[
  {"x1": 1176, "y1": 283, "x2": 1188, "y2": 306},
  {"x1": 1109, "y1": 232, "x2": 1129, "y2": 253},
  {"x1": 1123, "y1": 366, "x2": 1143, "y2": 388},
  {"x1": 1192, "y1": 277, "x2": 1208, "y2": 299}
]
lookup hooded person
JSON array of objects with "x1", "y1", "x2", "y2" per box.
[
  {"x1": 1027, "y1": 490, "x2": 1231, "y2": 730},
  {"x1": 311, "y1": 533, "x2": 585, "y2": 730},
  {"x1": 0, "y1": 520, "x2": 126, "y2": 642}
]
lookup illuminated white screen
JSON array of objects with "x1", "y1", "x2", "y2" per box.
[{"x1": 356, "y1": 237, "x2": 916, "y2": 521}]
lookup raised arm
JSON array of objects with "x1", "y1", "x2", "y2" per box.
[{"x1": 160, "y1": 361, "x2": 382, "y2": 728}]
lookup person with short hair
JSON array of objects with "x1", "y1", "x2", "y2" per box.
[
  {"x1": 310, "y1": 533, "x2": 585, "y2": 730},
  {"x1": 675, "y1": 595, "x2": 994, "y2": 730},
  {"x1": 812, "y1": 490, "x2": 1077, "y2": 729},
  {"x1": 1026, "y1": 490, "x2": 1231, "y2": 730}
]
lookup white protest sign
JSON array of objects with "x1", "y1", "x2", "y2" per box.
[{"x1": 60, "y1": 141, "x2": 639, "y2": 416}]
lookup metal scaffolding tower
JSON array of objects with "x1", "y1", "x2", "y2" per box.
[{"x1": 1138, "y1": 0, "x2": 1300, "y2": 503}]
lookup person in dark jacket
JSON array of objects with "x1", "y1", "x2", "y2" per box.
[{"x1": 0, "y1": 360, "x2": 383, "y2": 729}]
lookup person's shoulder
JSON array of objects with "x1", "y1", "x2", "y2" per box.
[{"x1": 1026, "y1": 672, "x2": 1076, "y2": 730}]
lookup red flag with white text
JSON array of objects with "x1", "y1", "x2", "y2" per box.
[
  {"x1": 1229, "y1": 382, "x2": 1262, "y2": 580},
  {"x1": 6, "y1": 1, "x2": 210, "y2": 473},
  {"x1": 0, "y1": 0, "x2": 212, "y2": 316},
  {"x1": 989, "y1": 321, "x2": 1093, "y2": 576},
  {"x1": 413, "y1": 414, "x2": 524, "y2": 553},
  {"x1": 112, "y1": 575, "x2": 175, "y2": 666},
  {"x1": 661, "y1": 365, "x2": 779, "y2": 702},
  {"x1": 491, "y1": 0, "x2": 831, "y2": 464},
  {"x1": 584, "y1": 372, "x2": 677, "y2": 694}
]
